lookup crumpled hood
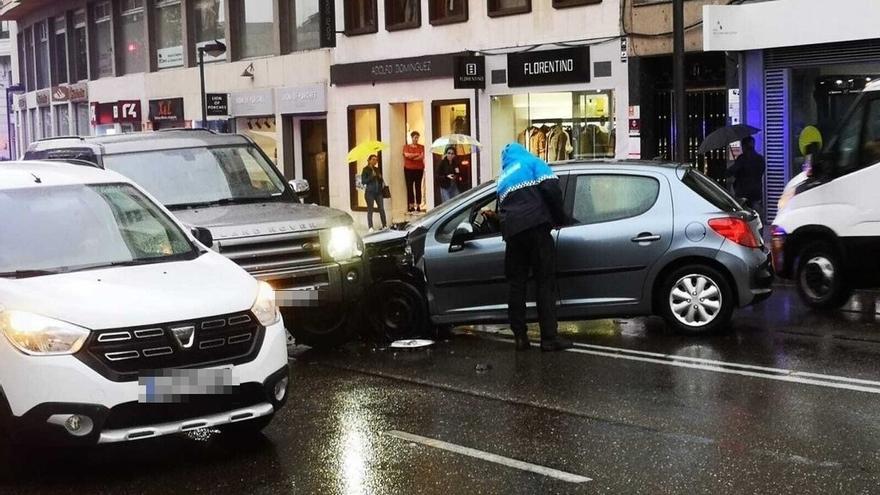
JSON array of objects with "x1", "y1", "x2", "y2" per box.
[
  {"x1": 0, "y1": 252, "x2": 258, "y2": 330},
  {"x1": 171, "y1": 201, "x2": 351, "y2": 240}
]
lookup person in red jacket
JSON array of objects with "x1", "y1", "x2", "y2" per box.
[{"x1": 403, "y1": 131, "x2": 425, "y2": 212}]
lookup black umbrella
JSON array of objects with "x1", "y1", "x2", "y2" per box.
[{"x1": 698, "y1": 124, "x2": 761, "y2": 154}]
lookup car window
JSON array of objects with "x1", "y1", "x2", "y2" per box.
[
  {"x1": 571, "y1": 174, "x2": 660, "y2": 224},
  {"x1": 860, "y1": 99, "x2": 880, "y2": 168},
  {"x1": 435, "y1": 194, "x2": 499, "y2": 243},
  {"x1": 681, "y1": 169, "x2": 740, "y2": 213},
  {"x1": 836, "y1": 104, "x2": 864, "y2": 175}
]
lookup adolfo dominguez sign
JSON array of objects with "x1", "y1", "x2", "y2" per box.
[{"x1": 330, "y1": 53, "x2": 465, "y2": 85}]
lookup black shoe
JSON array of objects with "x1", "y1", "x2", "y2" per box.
[
  {"x1": 540, "y1": 337, "x2": 573, "y2": 352},
  {"x1": 514, "y1": 335, "x2": 531, "y2": 351}
]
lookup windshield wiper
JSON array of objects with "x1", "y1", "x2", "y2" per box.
[
  {"x1": 167, "y1": 198, "x2": 237, "y2": 210},
  {"x1": 0, "y1": 269, "x2": 64, "y2": 279}
]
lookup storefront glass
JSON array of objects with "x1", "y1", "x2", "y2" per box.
[
  {"x1": 75, "y1": 103, "x2": 90, "y2": 136},
  {"x1": 155, "y1": 0, "x2": 184, "y2": 69},
  {"x1": 490, "y1": 90, "x2": 615, "y2": 176},
  {"x1": 41, "y1": 107, "x2": 52, "y2": 139},
  {"x1": 432, "y1": 100, "x2": 471, "y2": 204},
  {"x1": 193, "y1": 0, "x2": 226, "y2": 62},
  {"x1": 347, "y1": 105, "x2": 380, "y2": 210},
  {"x1": 237, "y1": 116, "x2": 277, "y2": 163}
]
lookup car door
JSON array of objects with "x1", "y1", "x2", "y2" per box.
[
  {"x1": 555, "y1": 170, "x2": 673, "y2": 317},
  {"x1": 422, "y1": 191, "x2": 510, "y2": 323}
]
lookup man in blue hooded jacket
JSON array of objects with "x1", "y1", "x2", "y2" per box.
[{"x1": 497, "y1": 143, "x2": 572, "y2": 352}]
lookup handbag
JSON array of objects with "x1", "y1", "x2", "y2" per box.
[{"x1": 381, "y1": 185, "x2": 391, "y2": 199}]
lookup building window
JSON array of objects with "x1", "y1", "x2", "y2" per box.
[
  {"x1": 429, "y1": 0, "x2": 467, "y2": 25},
  {"x1": 193, "y1": 0, "x2": 226, "y2": 62},
  {"x1": 488, "y1": 0, "x2": 530, "y2": 17},
  {"x1": 93, "y1": 1, "x2": 114, "y2": 78},
  {"x1": 53, "y1": 16, "x2": 69, "y2": 84},
  {"x1": 287, "y1": 0, "x2": 320, "y2": 51},
  {"x1": 56, "y1": 105, "x2": 71, "y2": 136},
  {"x1": 236, "y1": 0, "x2": 274, "y2": 58},
  {"x1": 41, "y1": 106, "x2": 53, "y2": 138},
  {"x1": 73, "y1": 10, "x2": 88, "y2": 81},
  {"x1": 121, "y1": 0, "x2": 147, "y2": 74},
  {"x1": 344, "y1": 0, "x2": 377, "y2": 35},
  {"x1": 553, "y1": 0, "x2": 601, "y2": 8},
  {"x1": 385, "y1": 0, "x2": 420, "y2": 31},
  {"x1": 24, "y1": 27, "x2": 35, "y2": 90},
  {"x1": 0, "y1": 21, "x2": 10, "y2": 39},
  {"x1": 75, "y1": 102, "x2": 91, "y2": 136},
  {"x1": 155, "y1": 0, "x2": 184, "y2": 69},
  {"x1": 35, "y1": 22, "x2": 50, "y2": 89},
  {"x1": 347, "y1": 104, "x2": 380, "y2": 210}
]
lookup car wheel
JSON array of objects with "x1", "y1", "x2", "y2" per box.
[
  {"x1": 284, "y1": 304, "x2": 353, "y2": 350},
  {"x1": 367, "y1": 279, "x2": 428, "y2": 342},
  {"x1": 217, "y1": 415, "x2": 274, "y2": 437},
  {"x1": 660, "y1": 264, "x2": 734, "y2": 335},
  {"x1": 795, "y1": 241, "x2": 852, "y2": 309}
]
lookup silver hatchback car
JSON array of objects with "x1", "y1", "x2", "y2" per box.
[{"x1": 363, "y1": 161, "x2": 773, "y2": 339}]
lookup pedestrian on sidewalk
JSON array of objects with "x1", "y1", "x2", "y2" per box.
[
  {"x1": 403, "y1": 131, "x2": 425, "y2": 212},
  {"x1": 361, "y1": 154, "x2": 387, "y2": 231},
  {"x1": 497, "y1": 142, "x2": 572, "y2": 352},
  {"x1": 727, "y1": 136, "x2": 766, "y2": 217},
  {"x1": 436, "y1": 145, "x2": 461, "y2": 204}
]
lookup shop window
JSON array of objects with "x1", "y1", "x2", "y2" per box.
[
  {"x1": 385, "y1": 0, "x2": 420, "y2": 31},
  {"x1": 347, "y1": 104, "x2": 381, "y2": 211},
  {"x1": 53, "y1": 16, "x2": 69, "y2": 84},
  {"x1": 75, "y1": 102, "x2": 91, "y2": 136},
  {"x1": 193, "y1": 0, "x2": 227, "y2": 63},
  {"x1": 35, "y1": 21, "x2": 50, "y2": 89},
  {"x1": 553, "y1": 0, "x2": 601, "y2": 8},
  {"x1": 286, "y1": 0, "x2": 321, "y2": 51},
  {"x1": 73, "y1": 10, "x2": 89, "y2": 81},
  {"x1": 344, "y1": 0, "x2": 378, "y2": 35},
  {"x1": 40, "y1": 107, "x2": 53, "y2": 139},
  {"x1": 490, "y1": 91, "x2": 616, "y2": 176},
  {"x1": 236, "y1": 0, "x2": 275, "y2": 58},
  {"x1": 487, "y1": 0, "x2": 530, "y2": 17},
  {"x1": 121, "y1": 0, "x2": 147, "y2": 74},
  {"x1": 155, "y1": 0, "x2": 184, "y2": 69},
  {"x1": 428, "y1": 0, "x2": 467, "y2": 25},
  {"x1": 432, "y1": 99, "x2": 471, "y2": 205},
  {"x1": 93, "y1": 1, "x2": 115, "y2": 78}
]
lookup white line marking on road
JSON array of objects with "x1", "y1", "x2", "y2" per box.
[
  {"x1": 386, "y1": 430, "x2": 592, "y2": 484},
  {"x1": 481, "y1": 335, "x2": 880, "y2": 394}
]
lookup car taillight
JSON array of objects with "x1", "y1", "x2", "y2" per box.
[{"x1": 708, "y1": 217, "x2": 761, "y2": 248}]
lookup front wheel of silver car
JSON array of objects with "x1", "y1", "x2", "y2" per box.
[
  {"x1": 659, "y1": 264, "x2": 734, "y2": 335},
  {"x1": 366, "y1": 279, "x2": 428, "y2": 342}
]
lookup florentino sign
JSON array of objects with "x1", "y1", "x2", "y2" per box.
[{"x1": 507, "y1": 47, "x2": 590, "y2": 87}]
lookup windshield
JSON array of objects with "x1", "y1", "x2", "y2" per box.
[
  {"x1": 408, "y1": 180, "x2": 496, "y2": 231},
  {"x1": 0, "y1": 183, "x2": 196, "y2": 277},
  {"x1": 102, "y1": 145, "x2": 287, "y2": 208}
]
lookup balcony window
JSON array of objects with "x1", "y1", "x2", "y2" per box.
[
  {"x1": 121, "y1": 0, "x2": 147, "y2": 74},
  {"x1": 73, "y1": 10, "x2": 89, "y2": 81},
  {"x1": 287, "y1": 0, "x2": 321, "y2": 50},
  {"x1": 385, "y1": 0, "x2": 419, "y2": 31},
  {"x1": 488, "y1": 0, "x2": 530, "y2": 17},
  {"x1": 428, "y1": 0, "x2": 467, "y2": 26},
  {"x1": 236, "y1": 0, "x2": 274, "y2": 58},
  {"x1": 93, "y1": 1, "x2": 114, "y2": 78},
  {"x1": 344, "y1": 0, "x2": 377, "y2": 35},
  {"x1": 193, "y1": 0, "x2": 226, "y2": 62},
  {"x1": 54, "y1": 16, "x2": 69, "y2": 84},
  {"x1": 36, "y1": 21, "x2": 50, "y2": 88},
  {"x1": 553, "y1": 0, "x2": 601, "y2": 8}
]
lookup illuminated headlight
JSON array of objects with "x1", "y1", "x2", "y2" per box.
[
  {"x1": 251, "y1": 281, "x2": 280, "y2": 327},
  {"x1": 327, "y1": 226, "x2": 362, "y2": 261},
  {"x1": 0, "y1": 310, "x2": 90, "y2": 356}
]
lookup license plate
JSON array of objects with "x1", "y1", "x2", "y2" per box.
[{"x1": 138, "y1": 367, "x2": 238, "y2": 403}]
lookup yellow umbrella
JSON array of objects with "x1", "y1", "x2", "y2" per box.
[{"x1": 347, "y1": 140, "x2": 388, "y2": 163}]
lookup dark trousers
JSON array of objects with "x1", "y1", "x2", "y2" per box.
[
  {"x1": 365, "y1": 191, "x2": 386, "y2": 229},
  {"x1": 505, "y1": 224, "x2": 558, "y2": 342},
  {"x1": 404, "y1": 169, "x2": 423, "y2": 207}
]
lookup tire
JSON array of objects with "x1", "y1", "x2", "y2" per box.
[
  {"x1": 366, "y1": 279, "x2": 429, "y2": 343},
  {"x1": 795, "y1": 241, "x2": 852, "y2": 310},
  {"x1": 284, "y1": 304, "x2": 353, "y2": 350},
  {"x1": 658, "y1": 264, "x2": 735, "y2": 335},
  {"x1": 217, "y1": 415, "x2": 274, "y2": 437}
]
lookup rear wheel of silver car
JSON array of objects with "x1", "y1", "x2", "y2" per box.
[
  {"x1": 796, "y1": 241, "x2": 852, "y2": 310},
  {"x1": 367, "y1": 279, "x2": 428, "y2": 342},
  {"x1": 660, "y1": 265, "x2": 734, "y2": 335}
]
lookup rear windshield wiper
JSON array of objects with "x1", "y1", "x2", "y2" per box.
[{"x1": 0, "y1": 269, "x2": 63, "y2": 279}]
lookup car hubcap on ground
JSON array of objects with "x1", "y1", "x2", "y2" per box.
[
  {"x1": 669, "y1": 274, "x2": 722, "y2": 327},
  {"x1": 802, "y1": 256, "x2": 835, "y2": 301}
]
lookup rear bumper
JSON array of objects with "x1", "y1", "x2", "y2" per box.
[{"x1": 716, "y1": 244, "x2": 774, "y2": 307}]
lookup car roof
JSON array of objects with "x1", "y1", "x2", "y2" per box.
[
  {"x1": 0, "y1": 160, "x2": 130, "y2": 189},
  {"x1": 551, "y1": 158, "x2": 685, "y2": 174},
  {"x1": 27, "y1": 129, "x2": 251, "y2": 155}
]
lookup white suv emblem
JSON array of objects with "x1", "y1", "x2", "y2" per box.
[{"x1": 171, "y1": 326, "x2": 195, "y2": 349}]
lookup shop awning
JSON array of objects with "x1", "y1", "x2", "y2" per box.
[{"x1": 703, "y1": 0, "x2": 880, "y2": 52}]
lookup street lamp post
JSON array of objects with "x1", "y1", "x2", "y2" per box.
[{"x1": 198, "y1": 40, "x2": 227, "y2": 128}]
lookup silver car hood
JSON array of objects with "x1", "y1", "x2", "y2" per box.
[{"x1": 172, "y1": 201, "x2": 351, "y2": 240}]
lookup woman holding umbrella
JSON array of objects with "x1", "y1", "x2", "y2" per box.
[
  {"x1": 435, "y1": 145, "x2": 462, "y2": 203},
  {"x1": 361, "y1": 154, "x2": 387, "y2": 231}
]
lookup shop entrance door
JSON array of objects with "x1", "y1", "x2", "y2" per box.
[
  {"x1": 300, "y1": 118, "x2": 329, "y2": 207},
  {"x1": 390, "y1": 102, "x2": 426, "y2": 222}
]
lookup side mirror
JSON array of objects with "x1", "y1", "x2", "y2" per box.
[
  {"x1": 289, "y1": 179, "x2": 310, "y2": 197},
  {"x1": 191, "y1": 226, "x2": 213, "y2": 248},
  {"x1": 449, "y1": 221, "x2": 474, "y2": 253}
]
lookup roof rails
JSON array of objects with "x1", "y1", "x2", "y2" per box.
[
  {"x1": 155, "y1": 127, "x2": 218, "y2": 134},
  {"x1": 35, "y1": 136, "x2": 86, "y2": 143}
]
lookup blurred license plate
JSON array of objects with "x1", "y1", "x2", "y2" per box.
[{"x1": 138, "y1": 367, "x2": 238, "y2": 403}]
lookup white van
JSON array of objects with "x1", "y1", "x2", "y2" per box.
[
  {"x1": 771, "y1": 80, "x2": 880, "y2": 308},
  {"x1": 0, "y1": 162, "x2": 289, "y2": 445}
]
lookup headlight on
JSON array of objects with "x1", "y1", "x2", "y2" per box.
[
  {"x1": 327, "y1": 226, "x2": 362, "y2": 261},
  {"x1": 0, "y1": 310, "x2": 90, "y2": 356},
  {"x1": 252, "y1": 281, "x2": 280, "y2": 327}
]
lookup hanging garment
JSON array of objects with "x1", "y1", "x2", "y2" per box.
[{"x1": 529, "y1": 127, "x2": 547, "y2": 159}]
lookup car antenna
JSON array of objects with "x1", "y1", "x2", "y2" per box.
[{"x1": 31, "y1": 173, "x2": 42, "y2": 183}]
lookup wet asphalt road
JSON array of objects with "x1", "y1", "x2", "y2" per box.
[{"x1": 3, "y1": 284, "x2": 880, "y2": 494}]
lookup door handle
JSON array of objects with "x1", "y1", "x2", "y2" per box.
[{"x1": 631, "y1": 233, "x2": 661, "y2": 243}]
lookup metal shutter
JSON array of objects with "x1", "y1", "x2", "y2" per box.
[{"x1": 763, "y1": 68, "x2": 790, "y2": 223}]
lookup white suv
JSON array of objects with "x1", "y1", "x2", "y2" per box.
[{"x1": 0, "y1": 162, "x2": 289, "y2": 445}]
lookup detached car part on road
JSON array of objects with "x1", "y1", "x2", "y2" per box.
[
  {"x1": 24, "y1": 130, "x2": 365, "y2": 348},
  {"x1": 364, "y1": 161, "x2": 773, "y2": 339},
  {"x1": 0, "y1": 162, "x2": 289, "y2": 445}
]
